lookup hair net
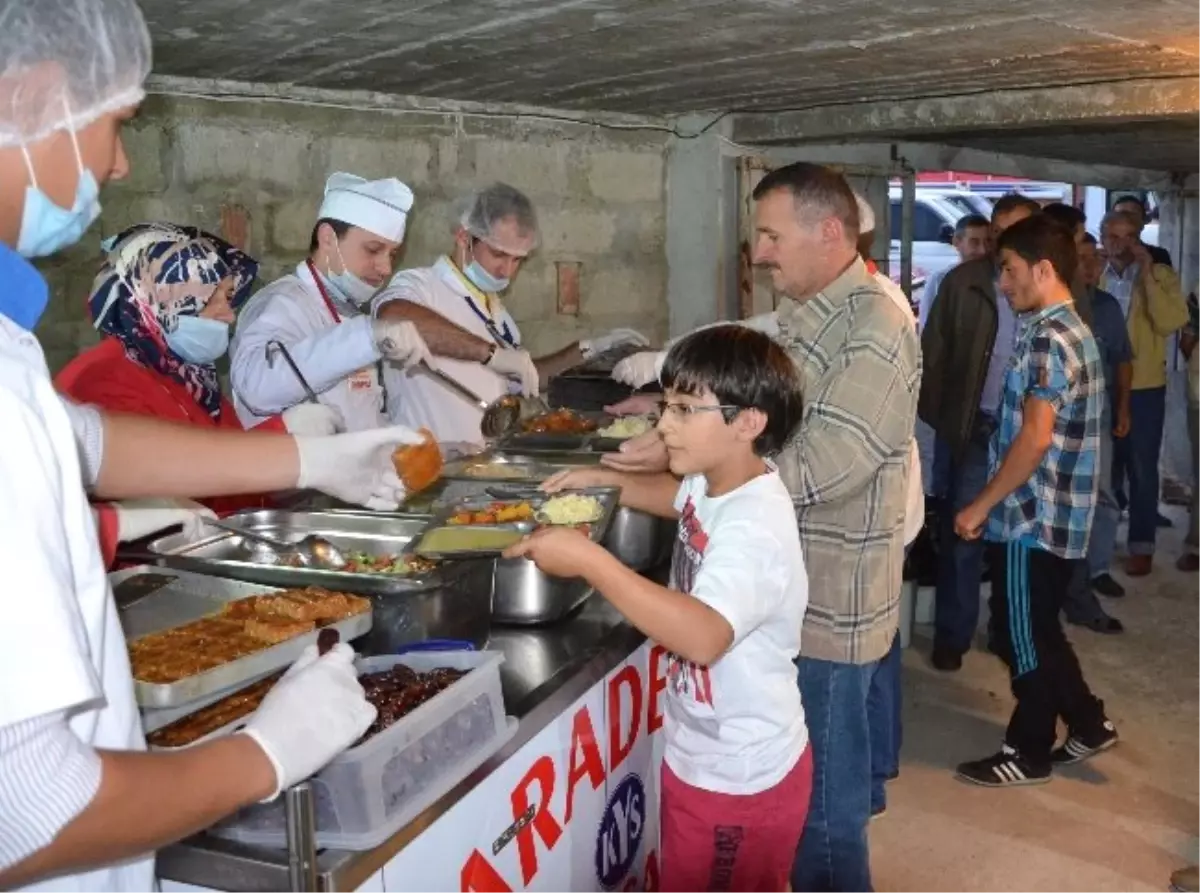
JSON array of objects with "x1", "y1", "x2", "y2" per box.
[
  {"x1": 0, "y1": 0, "x2": 152, "y2": 149},
  {"x1": 458, "y1": 182, "x2": 539, "y2": 256},
  {"x1": 854, "y1": 194, "x2": 876, "y2": 234}
]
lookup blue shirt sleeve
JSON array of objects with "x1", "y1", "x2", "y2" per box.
[{"x1": 1025, "y1": 332, "x2": 1075, "y2": 409}]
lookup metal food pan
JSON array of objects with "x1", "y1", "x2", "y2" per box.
[
  {"x1": 440, "y1": 451, "x2": 603, "y2": 483},
  {"x1": 147, "y1": 510, "x2": 443, "y2": 597},
  {"x1": 414, "y1": 486, "x2": 619, "y2": 559},
  {"x1": 113, "y1": 565, "x2": 373, "y2": 710}
]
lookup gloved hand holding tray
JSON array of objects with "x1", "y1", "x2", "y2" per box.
[{"x1": 410, "y1": 486, "x2": 619, "y2": 559}]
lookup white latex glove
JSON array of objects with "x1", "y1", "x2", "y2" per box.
[
  {"x1": 580, "y1": 328, "x2": 650, "y2": 359},
  {"x1": 487, "y1": 347, "x2": 540, "y2": 397},
  {"x1": 295, "y1": 425, "x2": 424, "y2": 510},
  {"x1": 372, "y1": 319, "x2": 431, "y2": 368},
  {"x1": 240, "y1": 643, "x2": 377, "y2": 800},
  {"x1": 282, "y1": 402, "x2": 343, "y2": 436},
  {"x1": 612, "y1": 351, "x2": 667, "y2": 389},
  {"x1": 112, "y1": 498, "x2": 217, "y2": 543}
]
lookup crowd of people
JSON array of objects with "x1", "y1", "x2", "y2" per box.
[{"x1": 1, "y1": 1, "x2": 1195, "y2": 892}]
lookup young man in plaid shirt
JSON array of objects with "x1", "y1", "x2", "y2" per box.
[{"x1": 952, "y1": 215, "x2": 1118, "y2": 786}]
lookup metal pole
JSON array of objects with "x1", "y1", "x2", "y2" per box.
[
  {"x1": 285, "y1": 783, "x2": 319, "y2": 891},
  {"x1": 900, "y1": 171, "x2": 916, "y2": 303}
]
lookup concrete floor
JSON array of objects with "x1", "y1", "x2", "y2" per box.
[{"x1": 875, "y1": 504, "x2": 1199, "y2": 892}]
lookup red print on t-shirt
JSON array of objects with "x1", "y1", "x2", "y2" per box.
[{"x1": 667, "y1": 495, "x2": 714, "y2": 705}]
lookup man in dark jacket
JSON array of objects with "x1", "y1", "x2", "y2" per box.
[{"x1": 918, "y1": 194, "x2": 1041, "y2": 671}]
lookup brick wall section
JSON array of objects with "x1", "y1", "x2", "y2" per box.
[{"x1": 35, "y1": 93, "x2": 668, "y2": 374}]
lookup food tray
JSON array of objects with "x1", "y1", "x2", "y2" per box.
[
  {"x1": 493, "y1": 410, "x2": 611, "y2": 455},
  {"x1": 148, "y1": 510, "x2": 443, "y2": 597},
  {"x1": 411, "y1": 486, "x2": 619, "y2": 559},
  {"x1": 440, "y1": 451, "x2": 602, "y2": 483},
  {"x1": 211, "y1": 650, "x2": 513, "y2": 852},
  {"x1": 113, "y1": 566, "x2": 373, "y2": 710}
]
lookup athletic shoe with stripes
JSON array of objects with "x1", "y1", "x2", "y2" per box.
[
  {"x1": 1051, "y1": 720, "x2": 1119, "y2": 765},
  {"x1": 955, "y1": 745, "x2": 1051, "y2": 787}
]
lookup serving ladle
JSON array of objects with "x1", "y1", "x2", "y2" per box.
[{"x1": 202, "y1": 517, "x2": 347, "y2": 570}]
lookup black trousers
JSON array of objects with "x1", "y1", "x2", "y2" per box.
[{"x1": 987, "y1": 540, "x2": 1106, "y2": 765}]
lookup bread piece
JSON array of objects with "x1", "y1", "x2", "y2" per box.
[{"x1": 392, "y1": 428, "x2": 442, "y2": 493}]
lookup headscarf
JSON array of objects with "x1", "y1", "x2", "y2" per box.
[{"x1": 87, "y1": 222, "x2": 258, "y2": 419}]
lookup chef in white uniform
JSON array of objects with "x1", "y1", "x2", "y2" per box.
[
  {"x1": 0, "y1": 4, "x2": 425, "y2": 888},
  {"x1": 373, "y1": 182, "x2": 650, "y2": 445},
  {"x1": 231, "y1": 172, "x2": 431, "y2": 432}
]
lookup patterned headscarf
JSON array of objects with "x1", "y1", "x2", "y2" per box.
[{"x1": 87, "y1": 222, "x2": 258, "y2": 419}]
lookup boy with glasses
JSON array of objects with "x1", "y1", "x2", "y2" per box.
[{"x1": 506, "y1": 324, "x2": 809, "y2": 892}]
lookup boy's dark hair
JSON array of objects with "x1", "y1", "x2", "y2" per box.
[
  {"x1": 996, "y1": 215, "x2": 1077, "y2": 286},
  {"x1": 660, "y1": 324, "x2": 804, "y2": 457},
  {"x1": 955, "y1": 213, "x2": 990, "y2": 237},
  {"x1": 308, "y1": 218, "x2": 352, "y2": 254},
  {"x1": 1041, "y1": 202, "x2": 1086, "y2": 232},
  {"x1": 992, "y1": 193, "x2": 1042, "y2": 220},
  {"x1": 752, "y1": 162, "x2": 859, "y2": 240}
]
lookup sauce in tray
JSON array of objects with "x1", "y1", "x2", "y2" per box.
[{"x1": 417, "y1": 526, "x2": 526, "y2": 554}]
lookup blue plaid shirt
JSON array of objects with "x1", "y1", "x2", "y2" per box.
[{"x1": 985, "y1": 301, "x2": 1103, "y2": 558}]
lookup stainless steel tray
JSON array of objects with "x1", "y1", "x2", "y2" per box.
[
  {"x1": 411, "y1": 486, "x2": 619, "y2": 560},
  {"x1": 493, "y1": 411, "x2": 611, "y2": 455},
  {"x1": 113, "y1": 565, "x2": 373, "y2": 710},
  {"x1": 148, "y1": 510, "x2": 444, "y2": 597},
  {"x1": 440, "y1": 451, "x2": 603, "y2": 483}
]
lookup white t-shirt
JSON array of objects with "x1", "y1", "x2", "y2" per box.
[
  {"x1": 373, "y1": 257, "x2": 523, "y2": 446},
  {"x1": 0, "y1": 316, "x2": 153, "y2": 892},
  {"x1": 663, "y1": 469, "x2": 808, "y2": 796}
]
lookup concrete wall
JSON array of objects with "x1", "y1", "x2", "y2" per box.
[{"x1": 35, "y1": 91, "x2": 669, "y2": 374}]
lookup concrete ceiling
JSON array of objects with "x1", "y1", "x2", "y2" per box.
[{"x1": 142, "y1": 0, "x2": 1199, "y2": 170}]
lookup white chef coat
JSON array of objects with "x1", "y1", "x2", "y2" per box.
[
  {"x1": 373, "y1": 257, "x2": 522, "y2": 446},
  {"x1": 0, "y1": 315, "x2": 153, "y2": 892},
  {"x1": 231, "y1": 262, "x2": 386, "y2": 433}
]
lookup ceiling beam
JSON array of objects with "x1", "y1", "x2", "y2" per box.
[
  {"x1": 732, "y1": 76, "x2": 1200, "y2": 145},
  {"x1": 758, "y1": 141, "x2": 1189, "y2": 192}
]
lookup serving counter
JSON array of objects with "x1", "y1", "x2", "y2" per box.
[{"x1": 157, "y1": 597, "x2": 668, "y2": 892}]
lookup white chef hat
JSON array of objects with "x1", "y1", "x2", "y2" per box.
[
  {"x1": 854, "y1": 193, "x2": 876, "y2": 234},
  {"x1": 318, "y1": 172, "x2": 415, "y2": 243}
]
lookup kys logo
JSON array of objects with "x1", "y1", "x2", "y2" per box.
[{"x1": 594, "y1": 774, "x2": 645, "y2": 890}]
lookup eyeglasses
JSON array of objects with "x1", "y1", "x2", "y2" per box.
[{"x1": 655, "y1": 400, "x2": 745, "y2": 421}]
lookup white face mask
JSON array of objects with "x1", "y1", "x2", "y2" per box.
[{"x1": 324, "y1": 240, "x2": 380, "y2": 308}]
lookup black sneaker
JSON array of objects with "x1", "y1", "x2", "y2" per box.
[
  {"x1": 1051, "y1": 720, "x2": 1119, "y2": 765},
  {"x1": 1091, "y1": 573, "x2": 1126, "y2": 598},
  {"x1": 931, "y1": 644, "x2": 963, "y2": 672},
  {"x1": 956, "y1": 746, "x2": 1051, "y2": 787}
]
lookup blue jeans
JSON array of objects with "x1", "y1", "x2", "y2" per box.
[
  {"x1": 1120, "y1": 386, "x2": 1167, "y2": 555},
  {"x1": 935, "y1": 436, "x2": 991, "y2": 654},
  {"x1": 792, "y1": 654, "x2": 883, "y2": 893},
  {"x1": 1086, "y1": 423, "x2": 1120, "y2": 579},
  {"x1": 867, "y1": 633, "x2": 902, "y2": 814},
  {"x1": 930, "y1": 434, "x2": 952, "y2": 500}
]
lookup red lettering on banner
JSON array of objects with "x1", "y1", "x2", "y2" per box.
[
  {"x1": 608, "y1": 665, "x2": 643, "y2": 773},
  {"x1": 643, "y1": 850, "x2": 660, "y2": 892},
  {"x1": 511, "y1": 755, "x2": 563, "y2": 885},
  {"x1": 647, "y1": 646, "x2": 668, "y2": 733},
  {"x1": 460, "y1": 849, "x2": 513, "y2": 892},
  {"x1": 564, "y1": 706, "x2": 605, "y2": 823}
]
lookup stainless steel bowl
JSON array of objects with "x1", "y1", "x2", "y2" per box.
[
  {"x1": 602, "y1": 506, "x2": 669, "y2": 572},
  {"x1": 491, "y1": 556, "x2": 593, "y2": 625}
]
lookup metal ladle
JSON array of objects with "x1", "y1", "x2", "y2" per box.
[
  {"x1": 416, "y1": 363, "x2": 544, "y2": 439},
  {"x1": 202, "y1": 517, "x2": 347, "y2": 570},
  {"x1": 266, "y1": 339, "x2": 320, "y2": 404}
]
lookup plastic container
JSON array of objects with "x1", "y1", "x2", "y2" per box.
[{"x1": 212, "y1": 650, "x2": 512, "y2": 851}]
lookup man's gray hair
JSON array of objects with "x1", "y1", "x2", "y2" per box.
[
  {"x1": 1101, "y1": 209, "x2": 1140, "y2": 232},
  {"x1": 752, "y1": 162, "x2": 859, "y2": 241}
]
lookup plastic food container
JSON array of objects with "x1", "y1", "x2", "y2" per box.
[{"x1": 211, "y1": 650, "x2": 513, "y2": 851}]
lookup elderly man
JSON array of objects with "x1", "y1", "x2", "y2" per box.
[
  {"x1": 1101, "y1": 209, "x2": 1189, "y2": 575},
  {"x1": 1111, "y1": 194, "x2": 1173, "y2": 267},
  {"x1": 374, "y1": 183, "x2": 647, "y2": 445},
  {"x1": 611, "y1": 163, "x2": 920, "y2": 891}
]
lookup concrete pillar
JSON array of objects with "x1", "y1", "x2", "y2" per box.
[{"x1": 665, "y1": 114, "x2": 739, "y2": 337}]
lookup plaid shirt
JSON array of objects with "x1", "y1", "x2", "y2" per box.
[
  {"x1": 775, "y1": 259, "x2": 922, "y2": 664},
  {"x1": 985, "y1": 301, "x2": 1102, "y2": 558}
]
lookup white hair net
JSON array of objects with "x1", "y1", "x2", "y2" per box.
[
  {"x1": 458, "y1": 182, "x2": 539, "y2": 256},
  {"x1": 854, "y1": 193, "x2": 876, "y2": 234},
  {"x1": 0, "y1": 0, "x2": 152, "y2": 149}
]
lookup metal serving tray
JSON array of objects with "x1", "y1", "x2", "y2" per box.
[
  {"x1": 113, "y1": 565, "x2": 373, "y2": 710},
  {"x1": 440, "y1": 451, "x2": 603, "y2": 483},
  {"x1": 493, "y1": 411, "x2": 611, "y2": 455},
  {"x1": 148, "y1": 510, "x2": 443, "y2": 597},
  {"x1": 411, "y1": 486, "x2": 619, "y2": 560}
]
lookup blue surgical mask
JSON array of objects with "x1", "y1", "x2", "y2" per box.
[
  {"x1": 16, "y1": 131, "x2": 102, "y2": 259},
  {"x1": 166, "y1": 315, "x2": 230, "y2": 365},
  {"x1": 324, "y1": 240, "x2": 380, "y2": 308},
  {"x1": 464, "y1": 245, "x2": 510, "y2": 293}
]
